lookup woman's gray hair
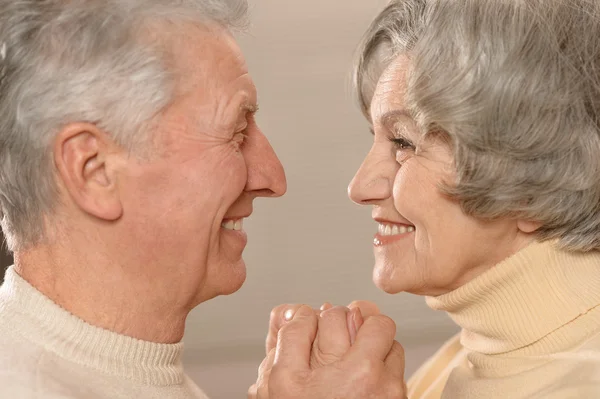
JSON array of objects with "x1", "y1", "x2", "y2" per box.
[
  {"x1": 354, "y1": 0, "x2": 600, "y2": 251},
  {"x1": 0, "y1": 0, "x2": 248, "y2": 251}
]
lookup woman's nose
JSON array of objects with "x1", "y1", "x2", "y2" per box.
[{"x1": 348, "y1": 147, "x2": 393, "y2": 205}]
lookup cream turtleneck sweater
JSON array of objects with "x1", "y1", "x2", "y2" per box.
[
  {"x1": 0, "y1": 266, "x2": 209, "y2": 399},
  {"x1": 407, "y1": 240, "x2": 600, "y2": 399}
]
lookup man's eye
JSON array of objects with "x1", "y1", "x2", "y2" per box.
[{"x1": 233, "y1": 131, "x2": 247, "y2": 147}]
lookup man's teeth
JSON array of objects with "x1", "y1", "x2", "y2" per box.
[
  {"x1": 378, "y1": 223, "x2": 415, "y2": 236},
  {"x1": 221, "y1": 219, "x2": 244, "y2": 231}
]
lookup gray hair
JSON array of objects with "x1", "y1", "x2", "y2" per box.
[
  {"x1": 354, "y1": 0, "x2": 600, "y2": 252},
  {"x1": 0, "y1": 0, "x2": 248, "y2": 251}
]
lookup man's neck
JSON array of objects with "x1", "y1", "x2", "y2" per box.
[{"x1": 14, "y1": 247, "x2": 189, "y2": 344}]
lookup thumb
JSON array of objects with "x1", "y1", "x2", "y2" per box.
[{"x1": 273, "y1": 305, "x2": 318, "y2": 372}]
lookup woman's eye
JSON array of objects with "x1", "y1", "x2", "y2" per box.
[
  {"x1": 389, "y1": 136, "x2": 415, "y2": 164},
  {"x1": 389, "y1": 137, "x2": 415, "y2": 151}
]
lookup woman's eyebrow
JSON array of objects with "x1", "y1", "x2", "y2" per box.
[{"x1": 378, "y1": 109, "x2": 412, "y2": 131}]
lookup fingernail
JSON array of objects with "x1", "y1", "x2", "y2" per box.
[
  {"x1": 351, "y1": 308, "x2": 364, "y2": 345},
  {"x1": 347, "y1": 309, "x2": 357, "y2": 345},
  {"x1": 320, "y1": 302, "x2": 333, "y2": 311},
  {"x1": 284, "y1": 309, "x2": 294, "y2": 321}
]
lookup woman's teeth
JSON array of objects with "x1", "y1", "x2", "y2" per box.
[
  {"x1": 378, "y1": 223, "x2": 415, "y2": 236},
  {"x1": 221, "y1": 219, "x2": 244, "y2": 231}
]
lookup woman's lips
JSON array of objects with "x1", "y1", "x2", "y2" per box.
[{"x1": 373, "y1": 222, "x2": 415, "y2": 246}]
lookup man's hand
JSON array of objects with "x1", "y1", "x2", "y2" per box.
[{"x1": 248, "y1": 303, "x2": 407, "y2": 399}]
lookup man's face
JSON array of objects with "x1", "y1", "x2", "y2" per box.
[{"x1": 119, "y1": 24, "x2": 286, "y2": 305}]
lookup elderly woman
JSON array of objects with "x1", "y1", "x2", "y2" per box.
[
  {"x1": 345, "y1": 0, "x2": 600, "y2": 398},
  {"x1": 0, "y1": 0, "x2": 407, "y2": 398}
]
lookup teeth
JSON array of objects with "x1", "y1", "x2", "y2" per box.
[
  {"x1": 377, "y1": 223, "x2": 415, "y2": 236},
  {"x1": 234, "y1": 220, "x2": 243, "y2": 231},
  {"x1": 222, "y1": 219, "x2": 244, "y2": 231}
]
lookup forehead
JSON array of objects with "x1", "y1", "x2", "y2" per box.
[
  {"x1": 370, "y1": 55, "x2": 411, "y2": 124},
  {"x1": 163, "y1": 22, "x2": 256, "y2": 101}
]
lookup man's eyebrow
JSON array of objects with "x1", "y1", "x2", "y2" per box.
[
  {"x1": 241, "y1": 103, "x2": 259, "y2": 114},
  {"x1": 234, "y1": 103, "x2": 259, "y2": 127}
]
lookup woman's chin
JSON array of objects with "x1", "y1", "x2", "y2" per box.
[{"x1": 372, "y1": 261, "x2": 405, "y2": 294}]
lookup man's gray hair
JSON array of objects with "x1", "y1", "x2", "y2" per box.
[
  {"x1": 354, "y1": 0, "x2": 600, "y2": 251},
  {"x1": 0, "y1": 0, "x2": 248, "y2": 251}
]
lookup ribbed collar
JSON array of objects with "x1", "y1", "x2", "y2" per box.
[
  {"x1": 426, "y1": 240, "x2": 600, "y2": 354},
  {"x1": 0, "y1": 266, "x2": 185, "y2": 386}
]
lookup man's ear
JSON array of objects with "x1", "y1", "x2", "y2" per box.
[
  {"x1": 54, "y1": 123, "x2": 123, "y2": 221},
  {"x1": 517, "y1": 219, "x2": 543, "y2": 234}
]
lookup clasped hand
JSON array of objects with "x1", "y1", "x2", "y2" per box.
[{"x1": 248, "y1": 301, "x2": 407, "y2": 399}]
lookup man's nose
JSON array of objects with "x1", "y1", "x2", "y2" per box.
[
  {"x1": 244, "y1": 128, "x2": 287, "y2": 198},
  {"x1": 348, "y1": 147, "x2": 392, "y2": 205}
]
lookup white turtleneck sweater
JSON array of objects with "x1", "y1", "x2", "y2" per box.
[
  {"x1": 407, "y1": 240, "x2": 600, "y2": 399},
  {"x1": 0, "y1": 266, "x2": 209, "y2": 399}
]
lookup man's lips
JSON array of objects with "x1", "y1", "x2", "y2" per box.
[{"x1": 220, "y1": 213, "x2": 248, "y2": 230}]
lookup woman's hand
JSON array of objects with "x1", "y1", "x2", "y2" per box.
[{"x1": 248, "y1": 302, "x2": 407, "y2": 399}]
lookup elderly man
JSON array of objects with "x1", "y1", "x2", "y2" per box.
[{"x1": 0, "y1": 1, "x2": 405, "y2": 398}]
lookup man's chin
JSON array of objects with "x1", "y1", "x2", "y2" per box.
[
  {"x1": 219, "y1": 260, "x2": 247, "y2": 296},
  {"x1": 196, "y1": 258, "x2": 247, "y2": 303}
]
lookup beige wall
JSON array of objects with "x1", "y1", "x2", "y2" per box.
[{"x1": 184, "y1": 1, "x2": 458, "y2": 397}]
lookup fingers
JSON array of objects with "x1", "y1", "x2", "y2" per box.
[
  {"x1": 273, "y1": 305, "x2": 318, "y2": 371},
  {"x1": 311, "y1": 306, "x2": 352, "y2": 367},
  {"x1": 266, "y1": 304, "x2": 306, "y2": 355},
  {"x1": 347, "y1": 300, "x2": 380, "y2": 319},
  {"x1": 384, "y1": 340, "x2": 406, "y2": 380},
  {"x1": 248, "y1": 348, "x2": 275, "y2": 399},
  {"x1": 347, "y1": 314, "x2": 397, "y2": 363},
  {"x1": 349, "y1": 307, "x2": 364, "y2": 344},
  {"x1": 247, "y1": 384, "x2": 257, "y2": 399},
  {"x1": 267, "y1": 304, "x2": 330, "y2": 355}
]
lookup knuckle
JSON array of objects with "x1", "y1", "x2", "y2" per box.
[
  {"x1": 384, "y1": 381, "x2": 406, "y2": 399},
  {"x1": 277, "y1": 320, "x2": 297, "y2": 338},
  {"x1": 267, "y1": 366, "x2": 286, "y2": 389},
  {"x1": 311, "y1": 349, "x2": 340, "y2": 367},
  {"x1": 258, "y1": 355, "x2": 271, "y2": 374},
  {"x1": 277, "y1": 312, "x2": 316, "y2": 338},
  {"x1": 295, "y1": 304, "x2": 316, "y2": 318},
  {"x1": 247, "y1": 384, "x2": 258, "y2": 399},
  {"x1": 270, "y1": 304, "x2": 292, "y2": 323},
  {"x1": 319, "y1": 305, "x2": 348, "y2": 321},
  {"x1": 354, "y1": 358, "x2": 382, "y2": 382},
  {"x1": 369, "y1": 314, "x2": 397, "y2": 335},
  {"x1": 268, "y1": 367, "x2": 308, "y2": 398},
  {"x1": 390, "y1": 340, "x2": 405, "y2": 358}
]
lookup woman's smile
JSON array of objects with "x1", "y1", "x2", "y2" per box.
[{"x1": 374, "y1": 222, "x2": 415, "y2": 246}]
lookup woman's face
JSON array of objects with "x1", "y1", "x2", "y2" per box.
[{"x1": 348, "y1": 55, "x2": 536, "y2": 296}]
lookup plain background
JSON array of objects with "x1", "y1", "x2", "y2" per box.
[{"x1": 0, "y1": 1, "x2": 459, "y2": 398}]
